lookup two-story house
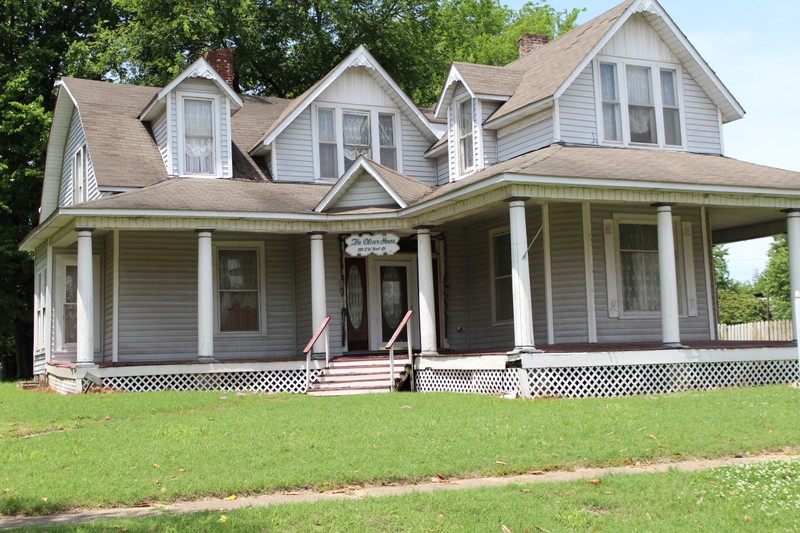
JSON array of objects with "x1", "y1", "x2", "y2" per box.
[{"x1": 21, "y1": 0, "x2": 800, "y2": 396}]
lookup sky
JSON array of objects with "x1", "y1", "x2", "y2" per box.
[{"x1": 504, "y1": 0, "x2": 800, "y2": 282}]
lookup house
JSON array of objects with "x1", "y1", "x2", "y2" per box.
[{"x1": 21, "y1": 0, "x2": 800, "y2": 396}]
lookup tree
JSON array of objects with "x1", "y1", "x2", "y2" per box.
[
  {"x1": 713, "y1": 244, "x2": 767, "y2": 325},
  {"x1": 755, "y1": 234, "x2": 791, "y2": 320},
  {"x1": 0, "y1": 0, "x2": 117, "y2": 379}
]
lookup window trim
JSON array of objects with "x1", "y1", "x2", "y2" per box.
[
  {"x1": 34, "y1": 262, "x2": 48, "y2": 355},
  {"x1": 595, "y1": 57, "x2": 686, "y2": 149},
  {"x1": 310, "y1": 103, "x2": 402, "y2": 182},
  {"x1": 176, "y1": 91, "x2": 223, "y2": 178},
  {"x1": 604, "y1": 214, "x2": 695, "y2": 319},
  {"x1": 212, "y1": 241, "x2": 267, "y2": 336},
  {"x1": 489, "y1": 226, "x2": 513, "y2": 325}
]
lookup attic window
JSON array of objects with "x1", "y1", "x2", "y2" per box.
[
  {"x1": 597, "y1": 58, "x2": 684, "y2": 148},
  {"x1": 182, "y1": 97, "x2": 216, "y2": 175},
  {"x1": 458, "y1": 99, "x2": 474, "y2": 173}
]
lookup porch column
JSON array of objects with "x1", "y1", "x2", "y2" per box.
[
  {"x1": 310, "y1": 232, "x2": 327, "y2": 353},
  {"x1": 416, "y1": 226, "x2": 438, "y2": 355},
  {"x1": 76, "y1": 228, "x2": 95, "y2": 367},
  {"x1": 197, "y1": 229, "x2": 215, "y2": 362},
  {"x1": 507, "y1": 198, "x2": 537, "y2": 353},
  {"x1": 654, "y1": 203, "x2": 681, "y2": 347},
  {"x1": 784, "y1": 209, "x2": 800, "y2": 338}
]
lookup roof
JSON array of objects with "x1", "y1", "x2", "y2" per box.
[
  {"x1": 418, "y1": 144, "x2": 800, "y2": 204},
  {"x1": 72, "y1": 178, "x2": 330, "y2": 214},
  {"x1": 452, "y1": 62, "x2": 524, "y2": 98},
  {"x1": 61, "y1": 78, "x2": 168, "y2": 189}
]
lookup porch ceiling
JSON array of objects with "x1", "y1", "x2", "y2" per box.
[{"x1": 708, "y1": 206, "x2": 787, "y2": 244}]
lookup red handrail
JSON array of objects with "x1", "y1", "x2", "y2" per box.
[
  {"x1": 304, "y1": 315, "x2": 331, "y2": 354},
  {"x1": 386, "y1": 310, "x2": 414, "y2": 348},
  {"x1": 386, "y1": 309, "x2": 414, "y2": 392}
]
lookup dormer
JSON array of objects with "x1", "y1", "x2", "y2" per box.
[{"x1": 139, "y1": 49, "x2": 244, "y2": 179}]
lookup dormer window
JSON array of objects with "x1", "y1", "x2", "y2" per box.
[
  {"x1": 314, "y1": 104, "x2": 399, "y2": 180},
  {"x1": 458, "y1": 99, "x2": 474, "y2": 173},
  {"x1": 598, "y1": 58, "x2": 684, "y2": 148},
  {"x1": 183, "y1": 98, "x2": 216, "y2": 175},
  {"x1": 71, "y1": 146, "x2": 87, "y2": 204}
]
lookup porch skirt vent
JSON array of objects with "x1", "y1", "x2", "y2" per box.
[{"x1": 97, "y1": 369, "x2": 322, "y2": 394}]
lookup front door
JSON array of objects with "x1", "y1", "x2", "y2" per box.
[
  {"x1": 344, "y1": 258, "x2": 369, "y2": 351},
  {"x1": 368, "y1": 256, "x2": 418, "y2": 350}
]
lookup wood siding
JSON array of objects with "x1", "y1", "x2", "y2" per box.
[
  {"x1": 275, "y1": 107, "x2": 314, "y2": 182},
  {"x1": 683, "y1": 66, "x2": 722, "y2": 153},
  {"x1": 401, "y1": 114, "x2": 437, "y2": 185},
  {"x1": 481, "y1": 101, "x2": 501, "y2": 167},
  {"x1": 153, "y1": 112, "x2": 170, "y2": 174},
  {"x1": 558, "y1": 64, "x2": 598, "y2": 145},
  {"x1": 548, "y1": 203, "x2": 590, "y2": 343},
  {"x1": 58, "y1": 109, "x2": 99, "y2": 206},
  {"x1": 591, "y1": 204, "x2": 710, "y2": 343},
  {"x1": 435, "y1": 154, "x2": 449, "y2": 185},
  {"x1": 334, "y1": 174, "x2": 397, "y2": 209},
  {"x1": 496, "y1": 113, "x2": 554, "y2": 161},
  {"x1": 600, "y1": 14, "x2": 677, "y2": 63}
]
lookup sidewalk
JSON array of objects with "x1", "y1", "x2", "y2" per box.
[{"x1": 1, "y1": 452, "x2": 797, "y2": 530}]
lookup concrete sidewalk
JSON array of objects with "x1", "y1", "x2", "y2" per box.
[{"x1": 1, "y1": 452, "x2": 797, "y2": 530}]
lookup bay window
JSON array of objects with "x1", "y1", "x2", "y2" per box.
[
  {"x1": 315, "y1": 106, "x2": 398, "y2": 179},
  {"x1": 598, "y1": 58, "x2": 683, "y2": 148}
]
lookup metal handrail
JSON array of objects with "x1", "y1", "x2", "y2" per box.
[
  {"x1": 385, "y1": 309, "x2": 414, "y2": 392},
  {"x1": 303, "y1": 315, "x2": 331, "y2": 392}
]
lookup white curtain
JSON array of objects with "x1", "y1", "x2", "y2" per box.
[
  {"x1": 343, "y1": 113, "x2": 371, "y2": 164},
  {"x1": 184, "y1": 100, "x2": 214, "y2": 173}
]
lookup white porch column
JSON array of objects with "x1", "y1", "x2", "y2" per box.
[
  {"x1": 310, "y1": 232, "x2": 327, "y2": 353},
  {"x1": 654, "y1": 203, "x2": 681, "y2": 347},
  {"x1": 507, "y1": 198, "x2": 537, "y2": 353},
  {"x1": 76, "y1": 228, "x2": 95, "y2": 367},
  {"x1": 416, "y1": 226, "x2": 438, "y2": 355},
  {"x1": 197, "y1": 229, "x2": 215, "y2": 362},
  {"x1": 785, "y1": 209, "x2": 800, "y2": 338}
]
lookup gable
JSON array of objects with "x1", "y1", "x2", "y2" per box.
[
  {"x1": 318, "y1": 66, "x2": 399, "y2": 108},
  {"x1": 332, "y1": 172, "x2": 400, "y2": 210},
  {"x1": 599, "y1": 13, "x2": 676, "y2": 63}
]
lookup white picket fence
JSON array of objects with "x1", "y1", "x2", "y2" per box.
[{"x1": 717, "y1": 320, "x2": 793, "y2": 341}]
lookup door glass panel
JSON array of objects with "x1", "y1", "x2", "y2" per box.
[
  {"x1": 380, "y1": 266, "x2": 407, "y2": 342},
  {"x1": 347, "y1": 264, "x2": 364, "y2": 329}
]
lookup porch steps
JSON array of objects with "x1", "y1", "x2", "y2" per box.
[{"x1": 308, "y1": 355, "x2": 411, "y2": 396}]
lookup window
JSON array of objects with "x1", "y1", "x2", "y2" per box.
[
  {"x1": 490, "y1": 230, "x2": 513, "y2": 323},
  {"x1": 72, "y1": 147, "x2": 87, "y2": 204},
  {"x1": 34, "y1": 265, "x2": 47, "y2": 354},
  {"x1": 318, "y1": 108, "x2": 338, "y2": 179},
  {"x1": 598, "y1": 59, "x2": 683, "y2": 147},
  {"x1": 458, "y1": 99, "x2": 474, "y2": 173},
  {"x1": 314, "y1": 106, "x2": 399, "y2": 179},
  {"x1": 62, "y1": 264, "x2": 78, "y2": 345},
  {"x1": 183, "y1": 97, "x2": 215, "y2": 175},
  {"x1": 603, "y1": 216, "x2": 697, "y2": 318},
  {"x1": 54, "y1": 255, "x2": 100, "y2": 352},
  {"x1": 217, "y1": 248, "x2": 262, "y2": 333},
  {"x1": 378, "y1": 113, "x2": 397, "y2": 170}
]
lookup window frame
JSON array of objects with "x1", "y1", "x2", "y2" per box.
[
  {"x1": 595, "y1": 57, "x2": 686, "y2": 149},
  {"x1": 456, "y1": 97, "x2": 475, "y2": 175},
  {"x1": 176, "y1": 91, "x2": 222, "y2": 178},
  {"x1": 310, "y1": 103, "x2": 402, "y2": 182},
  {"x1": 212, "y1": 242, "x2": 267, "y2": 336},
  {"x1": 489, "y1": 226, "x2": 514, "y2": 325},
  {"x1": 604, "y1": 215, "x2": 690, "y2": 319},
  {"x1": 53, "y1": 254, "x2": 101, "y2": 353},
  {"x1": 72, "y1": 146, "x2": 87, "y2": 204},
  {"x1": 34, "y1": 262, "x2": 48, "y2": 355}
]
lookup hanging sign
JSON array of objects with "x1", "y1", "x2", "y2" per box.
[{"x1": 345, "y1": 233, "x2": 400, "y2": 256}]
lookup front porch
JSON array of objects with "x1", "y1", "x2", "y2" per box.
[{"x1": 43, "y1": 341, "x2": 798, "y2": 397}]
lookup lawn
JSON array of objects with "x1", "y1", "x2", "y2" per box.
[
  {"x1": 10, "y1": 461, "x2": 800, "y2": 532},
  {"x1": 1, "y1": 383, "x2": 799, "y2": 517}
]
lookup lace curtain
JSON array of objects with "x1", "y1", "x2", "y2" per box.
[
  {"x1": 343, "y1": 113, "x2": 371, "y2": 163},
  {"x1": 184, "y1": 99, "x2": 214, "y2": 173}
]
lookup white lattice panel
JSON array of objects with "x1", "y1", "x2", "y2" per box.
[
  {"x1": 97, "y1": 369, "x2": 321, "y2": 394},
  {"x1": 416, "y1": 369, "x2": 520, "y2": 396},
  {"x1": 526, "y1": 359, "x2": 799, "y2": 398}
]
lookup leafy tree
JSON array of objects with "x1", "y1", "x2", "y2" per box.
[
  {"x1": 713, "y1": 245, "x2": 735, "y2": 292},
  {"x1": 755, "y1": 234, "x2": 791, "y2": 320},
  {"x1": 713, "y1": 244, "x2": 768, "y2": 325}
]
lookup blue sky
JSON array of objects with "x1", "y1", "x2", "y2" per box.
[{"x1": 504, "y1": 0, "x2": 800, "y2": 281}]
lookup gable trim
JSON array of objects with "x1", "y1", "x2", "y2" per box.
[
  {"x1": 40, "y1": 81, "x2": 78, "y2": 223},
  {"x1": 314, "y1": 157, "x2": 406, "y2": 213}
]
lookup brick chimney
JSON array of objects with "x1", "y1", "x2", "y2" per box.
[
  {"x1": 517, "y1": 34, "x2": 549, "y2": 58},
  {"x1": 202, "y1": 48, "x2": 234, "y2": 87}
]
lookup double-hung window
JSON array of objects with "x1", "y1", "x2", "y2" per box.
[
  {"x1": 458, "y1": 99, "x2": 474, "y2": 174},
  {"x1": 598, "y1": 58, "x2": 683, "y2": 148},
  {"x1": 490, "y1": 229, "x2": 513, "y2": 323},
  {"x1": 315, "y1": 106, "x2": 399, "y2": 179},
  {"x1": 72, "y1": 147, "x2": 87, "y2": 204},
  {"x1": 618, "y1": 223, "x2": 661, "y2": 312},
  {"x1": 34, "y1": 265, "x2": 47, "y2": 354},
  {"x1": 217, "y1": 248, "x2": 262, "y2": 333},
  {"x1": 183, "y1": 98, "x2": 215, "y2": 174}
]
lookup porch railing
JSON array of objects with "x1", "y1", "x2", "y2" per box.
[
  {"x1": 303, "y1": 315, "x2": 331, "y2": 392},
  {"x1": 385, "y1": 309, "x2": 413, "y2": 392}
]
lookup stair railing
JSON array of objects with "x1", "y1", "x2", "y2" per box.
[
  {"x1": 303, "y1": 315, "x2": 331, "y2": 392},
  {"x1": 385, "y1": 309, "x2": 414, "y2": 392}
]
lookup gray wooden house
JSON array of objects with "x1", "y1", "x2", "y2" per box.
[{"x1": 22, "y1": 0, "x2": 800, "y2": 395}]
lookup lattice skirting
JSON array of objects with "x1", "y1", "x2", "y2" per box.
[
  {"x1": 525, "y1": 359, "x2": 799, "y2": 398},
  {"x1": 416, "y1": 369, "x2": 520, "y2": 396},
  {"x1": 96, "y1": 369, "x2": 322, "y2": 394}
]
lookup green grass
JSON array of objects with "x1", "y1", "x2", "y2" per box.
[
  {"x1": 13, "y1": 461, "x2": 800, "y2": 532},
  {"x1": 1, "y1": 383, "x2": 799, "y2": 517}
]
